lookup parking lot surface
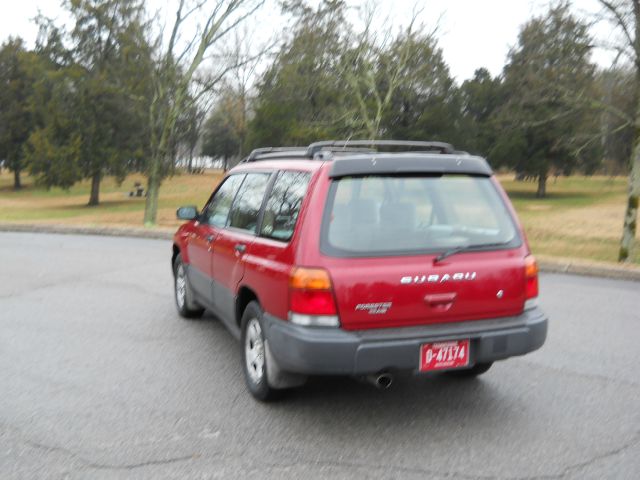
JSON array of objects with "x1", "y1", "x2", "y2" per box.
[{"x1": 1, "y1": 232, "x2": 639, "y2": 479}]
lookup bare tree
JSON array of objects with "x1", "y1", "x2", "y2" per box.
[
  {"x1": 222, "y1": 27, "x2": 273, "y2": 159},
  {"x1": 595, "y1": 0, "x2": 640, "y2": 262},
  {"x1": 341, "y1": 4, "x2": 429, "y2": 139},
  {"x1": 143, "y1": 0, "x2": 264, "y2": 226}
]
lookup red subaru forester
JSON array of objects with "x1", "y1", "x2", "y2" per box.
[{"x1": 172, "y1": 140, "x2": 548, "y2": 400}]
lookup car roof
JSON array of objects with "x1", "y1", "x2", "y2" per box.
[
  {"x1": 231, "y1": 140, "x2": 492, "y2": 177},
  {"x1": 232, "y1": 152, "x2": 492, "y2": 177}
]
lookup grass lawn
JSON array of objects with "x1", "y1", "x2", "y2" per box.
[
  {"x1": 0, "y1": 169, "x2": 638, "y2": 264},
  {"x1": 0, "y1": 170, "x2": 222, "y2": 232},
  {"x1": 498, "y1": 174, "x2": 638, "y2": 264}
]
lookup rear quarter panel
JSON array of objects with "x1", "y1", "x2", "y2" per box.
[{"x1": 235, "y1": 163, "x2": 324, "y2": 321}]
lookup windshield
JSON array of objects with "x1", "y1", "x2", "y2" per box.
[{"x1": 322, "y1": 174, "x2": 520, "y2": 256}]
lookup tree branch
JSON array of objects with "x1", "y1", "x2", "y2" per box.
[{"x1": 598, "y1": 0, "x2": 634, "y2": 49}]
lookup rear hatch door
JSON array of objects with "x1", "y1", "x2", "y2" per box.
[
  {"x1": 320, "y1": 173, "x2": 525, "y2": 330},
  {"x1": 325, "y1": 252, "x2": 525, "y2": 330}
]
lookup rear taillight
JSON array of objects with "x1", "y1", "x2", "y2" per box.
[
  {"x1": 288, "y1": 267, "x2": 340, "y2": 327},
  {"x1": 524, "y1": 255, "x2": 538, "y2": 310}
]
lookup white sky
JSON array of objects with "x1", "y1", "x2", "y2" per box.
[{"x1": 0, "y1": 0, "x2": 618, "y2": 83}]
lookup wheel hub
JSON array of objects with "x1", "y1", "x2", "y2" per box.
[
  {"x1": 245, "y1": 318, "x2": 265, "y2": 384},
  {"x1": 175, "y1": 265, "x2": 186, "y2": 309}
]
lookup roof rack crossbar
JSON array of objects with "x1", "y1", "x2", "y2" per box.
[{"x1": 306, "y1": 140, "x2": 455, "y2": 157}]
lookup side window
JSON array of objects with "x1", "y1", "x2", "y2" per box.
[
  {"x1": 260, "y1": 171, "x2": 310, "y2": 241},
  {"x1": 228, "y1": 173, "x2": 271, "y2": 233},
  {"x1": 203, "y1": 174, "x2": 245, "y2": 227}
]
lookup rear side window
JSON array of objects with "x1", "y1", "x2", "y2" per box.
[
  {"x1": 260, "y1": 171, "x2": 310, "y2": 241},
  {"x1": 322, "y1": 174, "x2": 519, "y2": 256},
  {"x1": 203, "y1": 174, "x2": 245, "y2": 227},
  {"x1": 228, "y1": 173, "x2": 271, "y2": 233}
]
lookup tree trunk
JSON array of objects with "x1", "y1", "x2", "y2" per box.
[
  {"x1": 619, "y1": 139, "x2": 639, "y2": 262},
  {"x1": 187, "y1": 147, "x2": 194, "y2": 174},
  {"x1": 13, "y1": 168, "x2": 22, "y2": 190},
  {"x1": 143, "y1": 154, "x2": 161, "y2": 227},
  {"x1": 88, "y1": 171, "x2": 101, "y2": 206},
  {"x1": 619, "y1": 0, "x2": 640, "y2": 263},
  {"x1": 536, "y1": 174, "x2": 547, "y2": 198}
]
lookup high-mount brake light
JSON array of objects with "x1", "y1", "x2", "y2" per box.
[
  {"x1": 288, "y1": 267, "x2": 339, "y2": 327},
  {"x1": 524, "y1": 255, "x2": 539, "y2": 310}
]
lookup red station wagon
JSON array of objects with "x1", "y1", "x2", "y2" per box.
[{"x1": 172, "y1": 140, "x2": 548, "y2": 400}]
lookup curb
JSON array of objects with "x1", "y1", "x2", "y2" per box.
[
  {"x1": 1, "y1": 223, "x2": 639, "y2": 282},
  {"x1": 536, "y1": 257, "x2": 640, "y2": 282},
  {"x1": 0, "y1": 223, "x2": 173, "y2": 241}
]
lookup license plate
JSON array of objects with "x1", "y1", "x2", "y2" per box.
[{"x1": 420, "y1": 340, "x2": 470, "y2": 372}]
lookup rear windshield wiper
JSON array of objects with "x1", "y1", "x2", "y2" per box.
[{"x1": 433, "y1": 242, "x2": 509, "y2": 264}]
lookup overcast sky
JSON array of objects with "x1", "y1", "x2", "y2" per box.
[{"x1": 0, "y1": 0, "x2": 617, "y2": 83}]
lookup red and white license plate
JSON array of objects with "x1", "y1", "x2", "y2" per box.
[{"x1": 419, "y1": 340, "x2": 470, "y2": 372}]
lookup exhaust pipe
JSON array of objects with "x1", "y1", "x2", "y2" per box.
[{"x1": 366, "y1": 372, "x2": 394, "y2": 390}]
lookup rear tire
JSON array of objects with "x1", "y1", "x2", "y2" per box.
[
  {"x1": 173, "y1": 254, "x2": 204, "y2": 319},
  {"x1": 446, "y1": 362, "x2": 493, "y2": 378},
  {"x1": 241, "y1": 301, "x2": 279, "y2": 402}
]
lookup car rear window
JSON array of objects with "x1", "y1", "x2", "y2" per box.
[{"x1": 321, "y1": 174, "x2": 520, "y2": 256}]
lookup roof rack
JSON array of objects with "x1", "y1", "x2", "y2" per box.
[
  {"x1": 243, "y1": 140, "x2": 456, "y2": 162},
  {"x1": 307, "y1": 140, "x2": 455, "y2": 157}
]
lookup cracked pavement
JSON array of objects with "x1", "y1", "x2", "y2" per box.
[{"x1": 1, "y1": 232, "x2": 639, "y2": 479}]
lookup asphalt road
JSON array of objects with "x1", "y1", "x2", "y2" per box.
[{"x1": 1, "y1": 232, "x2": 639, "y2": 480}]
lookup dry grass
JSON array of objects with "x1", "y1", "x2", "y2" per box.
[
  {"x1": 498, "y1": 174, "x2": 639, "y2": 264},
  {"x1": 0, "y1": 170, "x2": 222, "y2": 230},
  {"x1": 0, "y1": 170, "x2": 638, "y2": 264}
]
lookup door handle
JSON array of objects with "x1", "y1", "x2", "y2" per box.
[
  {"x1": 206, "y1": 235, "x2": 215, "y2": 243},
  {"x1": 234, "y1": 243, "x2": 247, "y2": 254}
]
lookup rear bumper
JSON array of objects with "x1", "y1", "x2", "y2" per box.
[{"x1": 262, "y1": 307, "x2": 548, "y2": 375}]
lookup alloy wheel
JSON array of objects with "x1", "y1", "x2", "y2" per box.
[{"x1": 245, "y1": 318, "x2": 265, "y2": 384}]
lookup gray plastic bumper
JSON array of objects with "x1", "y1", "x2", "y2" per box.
[{"x1": 262, "y1": 307, "x2": 548, "y2": 375}]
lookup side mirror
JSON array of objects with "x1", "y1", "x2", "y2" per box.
[{"x1": 176, "y1": 205, "x2": 198, "y2": 220}]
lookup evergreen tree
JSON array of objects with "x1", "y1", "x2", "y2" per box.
[
  {"x1": 0, "y1": 38, "x2": 39, "y2": 189},
  {"x1": 494, "y1": 3, "x2": 598, "y2": 197}
]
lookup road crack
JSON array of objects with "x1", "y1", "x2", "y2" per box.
[
  {"x1": 22, "y1": 437, "x2": 198, "y2": 472},
  {"x1": 260, "y1": 432, "x2": 640, "y2": 480},
  {"x1": 522, "y1": 431, "x2": 640, "y2": 479}
]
